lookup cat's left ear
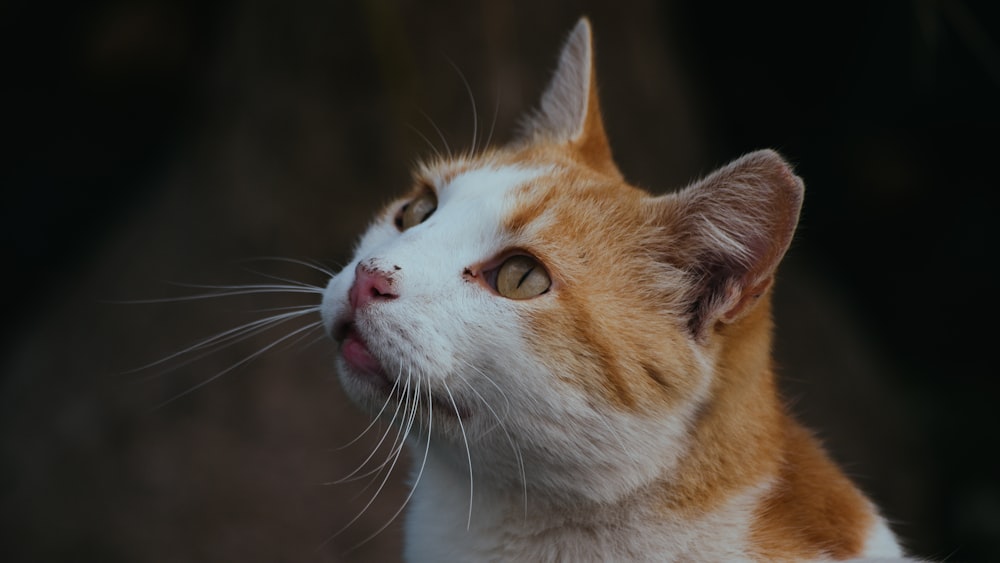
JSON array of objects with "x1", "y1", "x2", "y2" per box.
[
  {"x1": 650, "y1": 150, "x2": 804, "y2": 339},
  {"x1": 520, "y1": 18, "x2": 617, "y2": 176}
]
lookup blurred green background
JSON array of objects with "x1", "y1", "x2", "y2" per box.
[{"x1": 2, "y1": 1, "x2": 998, "y2": 561}]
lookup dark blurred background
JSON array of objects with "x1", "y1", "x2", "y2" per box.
[{"x1": 2, "y1": 1, "x2": 998, "y2": 561}]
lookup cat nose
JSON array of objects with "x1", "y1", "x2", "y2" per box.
[{"x1": 349, "y1": 262, "x2": 399, "y2": 310}]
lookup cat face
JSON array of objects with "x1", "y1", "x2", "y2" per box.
[
  {"x1": 321, "y1": 148, "x2": 717, "y2": 501},
  {"x1": 320, "y1": 20, "x2": 802, "y2": 504}
]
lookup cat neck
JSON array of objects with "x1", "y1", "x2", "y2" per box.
[
  {"x1": 664, "y1": 290, "x2": 786, "y2": 512},
  {"x1": 403, "y1": 292, "x2": 890, "y2": 559},
  {"x1": 403, "y1": 295, "x2": 787, "y2": 556},
  {"x1": 404, "y1": 434, "x2": 774, "y2": 561}
]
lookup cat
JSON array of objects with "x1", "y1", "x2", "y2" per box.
[{"x1": 320, "y1": 17, "x2": 907, "y2": 562}]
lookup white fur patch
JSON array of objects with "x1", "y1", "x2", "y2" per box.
[
  {"x1": 860, "y1": 516, "x2": 906, "y2": 559},
  {"x1": 405, "y1": 471, "x2": 771, "y2": 562}
]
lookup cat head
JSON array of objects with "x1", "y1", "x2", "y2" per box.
[{"x1": 321, "y1": 18, "x2": 803, "y2": 503}]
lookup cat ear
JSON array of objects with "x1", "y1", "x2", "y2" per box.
[
  {"x1": 652, "y1": 150, "x2": 804, "y2": 338},
  {"x1": 521, "y1": 18, "x2": 617, "y2": 175}
]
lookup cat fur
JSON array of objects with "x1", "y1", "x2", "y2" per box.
[{"x1": 320, "y1": 17, "x2": 906, "y2": 562}]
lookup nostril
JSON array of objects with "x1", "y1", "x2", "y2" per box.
[{"x1": 350, "y1": 263, "x2": 399, "y2": 310}]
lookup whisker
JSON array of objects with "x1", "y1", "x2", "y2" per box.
[
  {"x1": 301, "y1": 330, "x2": 332, "y2": 349},
  {"x1": 167, "y1": 281, "x2": 324, "y2": 294},
  {"x1": 153, "y1": 319, "x2": 323, "y2": 410},
  {"x1": 484, "y1": 86, "x2": 501, "y2": 150},
  {"x1": 236, "y1": 256, "x2": 337, "y2": 278},
  {"x1": 418, "y1": 109, "x2": 452, "y2": 159},
  {"x1": 270, "y1": 322, "x2": 326, "y2": 355},
  {"x1": 289, "y1": 330, "x2": 333, "y2": 359},
  {"x1": 443, "y1": 379, "x2": 474, "y2": 529},
  {"x1": 455, "y1": 357, "x2": 512, "y2": 417},
  {"x1": 349, "y1": 367, "x2": 435, "y2": 550},
  {"x1": 339, "y1": 370, "x2": 414, "y2": 500},
  {"x1": 447, "y1": 58, "x2": 479, "y2": 155},
  {"x1": 126, "y1": 307, "x2": 320, "y2": 375},
  {"x1": 332, "y1": 371, "x2": 408, "y2": 483},
  {"x1": 405, "y1": 122, "x2": 444, "y2": 161},
  {"x1": 452, "y1": 360, "x2": 527, "y2": 518},
  {"x1": 237, "y1": 267, "x2": 325, "y2": 291},
  {"x1": 333, "y1": 370, "x2": 403, "y2": 453},
  {"x1": 114, "y1": 285, "x2": 322, "y2": 305},
  {"x1": 322, "y1": 369, "x2": 419, "y2": 551},
  {"x1": 244, "y1": 303, "x2": 325, "y2": 314},
  {"x1": 595, "y1": 416, "x2": 642, "y2": 471},
  {"x1": 454, "y1": 376, "x2": 526, "y2": 517}
]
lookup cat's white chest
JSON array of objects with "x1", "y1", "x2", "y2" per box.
[{"x1": 402, "y1": 451, "x2": 760, "y2": 563}]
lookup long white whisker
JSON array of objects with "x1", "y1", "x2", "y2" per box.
[
  {"x1": 289, "y1": 332, "x2": 330, "y2": 364},
  {"x1": 332, "y1": 372, "x2": 407, "y2": 482},
  {"x1": 350, "y1": 366, "x2": 434, "y2": 550},
  {"x1": 455, "y1": 357, "x2": 512, "y2": 417},
  {"x1": 153, "y1": 319, "x2": 322, "y2": 409},
  {"x1": 238, "y1": 268, "x2": 325, "y2": 291},
  {"x1": 115, "y1": 286, "x2": 322, "y2": 305},
  {"x1": 596, "y1": 416, "x2": 641, "y2": 469},
  {"x1": 367, "y1": 367, "x2": 419, "y2": 475},
  {"x1": 294, "y1": 331, "x2": 332, "y2": 356},
  {"x1": 323, "y1": 369, "x2": 420, "y2": 551},
  {"x1": 443, "y1": 379, "x2": 474, "y2": 529},
  {"x1": 270, "y1": 322, "x2": 326, "y2": 355},
  {"x1": 168, "y1": 281, "x2": 324, "y2": 294},
  {"x1": 447, "y1": 59, "x2": 479, "y2": 155},
  {"x1": 237, "y1": 256, "x2": 337, "y2": 278},
  {"x1": 127, "y1": 307, "x2": 320, "y2": 374},
  {"x1": 419, "y1": 109, "x2": 452, "y2": 159},
  {"x1": 484, "y1": 86, "x2": 501, "y2": 150},
  {"x1": 342, "y1": 369, "x2": 415, "y2": 494},
  {"x1": 348, "y1": 369, "x2": 415, "y2": 493},
  {"x1": 334, "y1": 372, "x2": 402, "y2": 452},
  {"x1": 452, "y1": 360, "x2": 527, "y2": 518},
  {"x1": 242, "y1": 303, "x2": 323, "y2": 315},
  {"x1": 406, "y1": 122, "x2": 444, "y2": 161}
]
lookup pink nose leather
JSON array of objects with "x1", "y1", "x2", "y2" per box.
[{"x1": 349, "y1": 263, "x2": 398, "y2": 310}]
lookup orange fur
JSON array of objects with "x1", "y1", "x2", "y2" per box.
[
  {"x1": 503, "y1": 160, "x2": 703, "y2": 412},
  {"x1": 749, "y1": 422, "x2": 875, "y2": 560},
  {"x1": 504, "y1": 159, "x2": 877, "y2": 553}
]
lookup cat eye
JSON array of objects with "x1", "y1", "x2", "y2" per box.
[
  {"x1": 494, "y1": 255, "x2": 551, "y2": 299},
  {"x1": 395, "y1": 191, "x2": 437, "y2": 231}
]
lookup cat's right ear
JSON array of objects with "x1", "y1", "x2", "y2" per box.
[
  {"x1": 649, "y1": 150, "x2": 804, "y2": 339},
  {"x1": 519, "y1": 18, "x2": 618, "y2": 176}
]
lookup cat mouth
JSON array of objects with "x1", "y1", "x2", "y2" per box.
[
  {"x1": 336, "y1": 322, "x2": 395, "y2": 395},
  {"x1": 339, "y1": 324, "x2": 387, "y2": 379},
  {"x1": 335, "y1": 322, "x2": 471, "y2": 419}
]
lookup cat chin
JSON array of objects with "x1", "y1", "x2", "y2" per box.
[{"x1": 337, "y1": 359, "x2": 473, "y2": 425}]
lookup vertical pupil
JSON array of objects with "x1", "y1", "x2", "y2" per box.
[
  {"x1": 495, "y1": 255, "x2": 550, "y2": 299},
  {"x1": 517, "y1": 265, "x2": 535, "y2": 288}
]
